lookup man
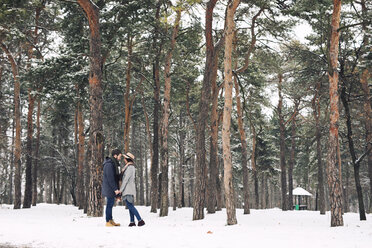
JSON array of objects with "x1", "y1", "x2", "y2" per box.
[
  {"x1": 102, "y1": 149, "x2": 122, "y2": 227},
  {"x1": 120, "y1": 152, "x2": 145, "y2": 227}
]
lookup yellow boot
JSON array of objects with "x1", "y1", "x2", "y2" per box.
[
  {"x1": 106, "y1": 221, "x2": 114, "y2": 227},
  {"x1": 110, "y1": 219, "x2": 120, "y2": 226}
]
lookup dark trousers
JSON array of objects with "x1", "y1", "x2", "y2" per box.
[
  {"x1": 125, "y1": 199, "x2": 142, "y2": 223},
  {"x1": 105, "y1": 197, "x2": 115, "y2": 222}
]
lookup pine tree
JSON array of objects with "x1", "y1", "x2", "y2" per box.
[
  {"x1": 327, "y1": 0, "x2": 343, "y2": 227},
  {"x1": 222, "y1": 0, "x2": 240, "y2": 226}
]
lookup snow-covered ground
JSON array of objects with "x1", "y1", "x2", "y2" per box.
[{"x1": 0, "y1": 203, "x2": 371, "y2": 248}]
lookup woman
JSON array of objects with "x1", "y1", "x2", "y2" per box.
[{"x1": 120, "y1": 152, "x2": 145, "y2": 227}]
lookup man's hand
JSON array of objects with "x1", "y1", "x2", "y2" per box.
[{"x1": 115, "y1": 190, "x2": 120, "y2": 195}]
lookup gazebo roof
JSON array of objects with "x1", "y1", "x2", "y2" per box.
[{"x1": 292, "y1": 187, "x2": 312, "y2": 196}]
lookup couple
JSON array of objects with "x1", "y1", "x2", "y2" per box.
[{"x1": 102, "y1": 149, "x2": 145, "y2": 227}]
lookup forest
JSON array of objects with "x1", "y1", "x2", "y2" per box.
[{"x1": 0, "y1": 0, "x2": 370, "y2": 228}]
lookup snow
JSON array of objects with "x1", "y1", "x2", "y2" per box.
[
  {"x1": 292, "y1": 187, "x2": 313, "y2": 196},
  {"x1": 0, "y1": 204, "x2": 371, "y2": 248}
]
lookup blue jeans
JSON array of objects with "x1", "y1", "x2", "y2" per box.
[
  {"x1": 105, "y1": 197, "x2": 115, "y2": 222},
  {"x1": 125, "y1": 199, "x2": 142, "y2": 223}
]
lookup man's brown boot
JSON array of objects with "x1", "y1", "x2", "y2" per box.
[
  {"x1": 106, "y1": 221, "x2": 114, "y2": 227},
  {"x1": 110, "y1": 219, "x2": 120, "y2": 226}
]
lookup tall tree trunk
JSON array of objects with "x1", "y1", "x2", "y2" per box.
[
  {"x1": 23, "y1": 88, "x2": 35, "y2": 209},
  {"x1": 312, "y1": 82, "x2": 325, "y2": 214},
  {"x1": 343, "y1": 160, "x2": 350, "y2": 212},
  {"x1": 0, "y1": 65, "x2": 3, "y2": 150},
  {"x1": 74, "y1": 86, "x2": 80, "y2": 206},
  {"x1": 124, "y1": 35, "x2": 133, "y2": 153},
  {"x1": 190, "y1": 155, "x2": 195, "y2": 207},
  {"x1": 216, "y1": 154, "x2": 223, "y2": 211},
  {"x1": 47, "y1": 169, "x2": 53, "y2": 203},
  {"x1": 207, "y1": 74, "x2": 220, "y2": 213},
  {"x1": 194, "y1": 0, "x2": 217, "y2": 220},
  {"x1": 8, "y1": 109, "x2": 15, "y2": 204},
  {"x1": 141, "y1": 93, "x2": 153, "y2": 161},
  {"x1": 139, "y1": 125, "x2": 145, "y2": 205},
  {"x1": 145, "y1": 141, "x2": 150, "y2": 206},
  {"x1": 32, "y1": 98, "x2": 41, "y2": 206},
  {"x1": 222, "y1": 0, "x2": 240, "y2": 225},
  {"x1": 288, "y1": 118, "x2": 295, "y2": 211},
  {"x1": 0, "y1": 42, "x2": 22, "y2": 209},
  {"x1": 160, "y1": 9, "x2": 181, "y2": 217},
  {"x1": 77, "y1": 0, "x2": 104, "y2": 217},
  {"x1": 140, "y1": 95, "x2": 151, "y2": 206},
  {"x1": 204, "y1": 2, "x2": 227, "y2": 215},
  {"x1": 84, "y1": 137, "x2": 92, "y2": 214},
  {"x1": 77, "y1": 98, "x2": 85, "y2": 209},
  {"x1": 340, "y1": 87, "x2": 366, "y2": 220},
  {"x1": 234, "y1": 78, "x2": 250, "y2": 214},
  {"x1": 0, "y1": 65, "x2": 10, "y2": 203},
  {"x1": 278, "y1": 73, "x2": 288, "y2": 211},
  {"x1": 288, "y1": 100, "x2": 299, "y2": 211},
  {"x1": 172, "y1": 163, "x2": 177, "y2": 210},
  {"x1": 178, "y1": 112, "x2": 185, "y2": 208},
  {"x1": 131, "y1": 121, "x2": 139, "y2": 202},
  {"x1": 262, "y1": 174, "x2": 267, "y2": 209},
  {"x1": 250, "y1": 121, "x2": 259, "y2": 209},
  {"x1": 75, "y1": 99, "x2": 79, "y2": 205},
  {"x1": 150, "y1": 2, "x2": 162, "y2": 213},
  {"x1": 53, "y1": 166, "x2": 59, "y2": 204},
  {"x1": 359, "y1": 0, "x2": 372, "y2": 210},
  {"x1": 327, "y1": 0, "x2": 343, "y2": 227}
]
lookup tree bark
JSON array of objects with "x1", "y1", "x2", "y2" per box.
[
  {"x1": 77, "y1": 0, "x2": 104, "y2": 217},
  {"x1": 24, "y1": 67, "x2": 34, "y2": 208},
  {"x1": 141, "y1": 93, "x2": 153, "y2": 161},
  {"x1": 312, "y1": 82, "x2": 325, "y2": 214},
  {"x1": 0, "y1": 42, "x2": 22, "y2": 209},
  {"x1": 32, "y1": 98, "x2": 41, "y2": 206},
  {"x1": 178, "y1": 112, "x2": 185, "y2": 208},
  {"x1": 327, "y1": 0, "x2": 343, "y2": 227},
  {"x1": 124, "y1": 35, "x2": 133, "y2": 153},
  {"x1": 77, "y1": 97, "x2": 85, "y2": 209},
  {"x1": 145, "y1": 142, "x2": 150, "y2": 206},
  {"x1": 278, "y1": 73, "x2": 288, "y2": 211},
  {"x1": 23, "y1": 88, "x2": 35, "y2": 209},
  {"x1": 74, "y1": 101, "x2": 79, "y2": 204},
  {"x1": 288, "y1": 100, "x2": 299, "y2": 211},
  {"x1": 250, "y1": 121, "x2": 259, "y2": 209},
  {"x1": 207, "y1": 74, "x2": 220, "y2": 213},
  {"x1": 340, "y1": 87, "x2": 366, "y2": 220},
  {"x1": 84, "y1": 136, "x2": 92, "y2": 214},
  {"x1": 160, "y1": 9, "x2": 181, "y2": 217},
  {"x1": 9, "y1": 117, "x2": 15, "y2": 204},
  {"x1": 0, "y1": 65, "x2": 3, "y2": 148},
  {"x1": 0, "y1": 65, "x2": 9, "y2": 202},
  {"x1": 222, "y1": 0, "x2": 240, "y2": 225},
  {"x1": 194, "y1": 0, "x2": 217, "y2": 219},
  {"x1": 150, "y1": 2, "x2": 162, "y2": 213},
  {"x1": 172, "y1": 164, "x2": 177, "y2": 210},
  {"x1": 139, "y1": 124, "x2": 145, "y2": 205},
  {"x1": 234, "y1": 78, "x2": 250, "y2": 214},
  {"x1": 359, "y1": 0, "x2": 372, "y2": 210}
]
